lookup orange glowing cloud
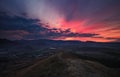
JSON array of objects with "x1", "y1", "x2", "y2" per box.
[
  {"x1": 59, "y1": 19, "x2": 88, "y2": 33},
  {"x1": 52, "y1": 19, "x2": 120, "y2": 42}
]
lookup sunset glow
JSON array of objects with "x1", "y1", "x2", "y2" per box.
[{"x1": 0, "y1": 0, "x2": 120, "y2": 42}]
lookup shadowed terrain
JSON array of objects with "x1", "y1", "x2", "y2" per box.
[
  {"x1": 1, "y1": 52, "x2": 119, "y2": 77},
  {"x1": 0, "y1": 39, "x2": 120, "y2": 77}
]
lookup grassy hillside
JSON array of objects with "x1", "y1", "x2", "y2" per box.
[{"x1": 4, "y1": 52, "x2": 119, "y2": 77}]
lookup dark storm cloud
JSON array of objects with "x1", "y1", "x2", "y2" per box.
[
  {"x1": 0, "y1": 14, "x2": 98, "y2": 40},
  {"x1": 0, "y1": 13, "x2": 43, "y2": 33},
  {"x1": 40, "y1": 28, "x2": 97, "y2": 38},
  {"x1": 23, "y1": 26, "x2": 98, "y2": 40},
  {"x1": 106, "y1": 37, "x2": 120, "y2": 42},
  {"x1": 24, "y1": 29, "x2": 97, "y2": 40},
  {"x1": 0, "y1": 30, "x2": 29, "y2": 40},
  {"x1": 92, "y1": 36, "x2": 120, "y2": 42}
]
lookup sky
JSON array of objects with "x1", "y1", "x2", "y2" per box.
[{"x1": 0, "y1": 0, "x2": 120, "y2": 42}]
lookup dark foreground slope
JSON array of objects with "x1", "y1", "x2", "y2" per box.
[{"x1": 4, "y1": 52, "x2": 120, "y2": 77}]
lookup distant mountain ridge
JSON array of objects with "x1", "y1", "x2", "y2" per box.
[
  {"x1": 1, "y1": 39, "x2": 120, "y2": 49},
  {"x1": 1, "y1": 38, "x2": 120, "y2": 44},
  {"x1": 0, "y1": 39, "x2": 13, "y2": 44}
]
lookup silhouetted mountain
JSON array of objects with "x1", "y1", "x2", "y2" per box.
[
  {"x1": 0, "y1": 39, "x2": 13, "y2": 44},
  {"x1": 1, "y1": 39, "x2": 120, "y2": 48},
  {"x1": 14, "y1": 39, "x2": 120, "y2": 48}
]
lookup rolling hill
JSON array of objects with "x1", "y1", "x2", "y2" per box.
[{"x1": 5, "y1": 52, "x2": 120, "y2": 77}]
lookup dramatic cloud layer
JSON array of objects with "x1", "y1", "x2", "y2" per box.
[
  {"x1": 0, "y1": 14, "x2": 97, "y2": 40},
  {"x1": 0, "y1": 0, "x2": 120, "y2": 42}
]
